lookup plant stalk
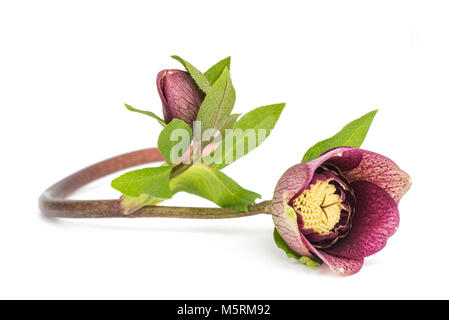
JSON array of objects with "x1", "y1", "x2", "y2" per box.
[{"x1": 39, "y1": 148, "x2": 273, "y2": 219}]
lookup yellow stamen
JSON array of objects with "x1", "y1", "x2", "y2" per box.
[{"x1": 292, "y1": 180, "x2": 343, "y2": 235}]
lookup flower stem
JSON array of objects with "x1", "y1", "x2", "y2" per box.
[
  {"x1": 39, "y1": 148, "x2": 274, "y2": 219},
  {"x1": 41, "y1": 200, "x2": 273, "y2": 219},
  {"x1": 126, "y1": 200, "x2": 274, "y2": 219}
]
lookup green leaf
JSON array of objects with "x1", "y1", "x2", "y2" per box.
[
  {"x1": 169, "y1": 165, "x2": 260, "y2": 211},
  {"x1": 301, "y1": 110, "x2": 378, "y2": 163},
  {"x1": 273, "y1": 228, "x2": 321, "y2": 267},
  {"x1": 111, "y1": 166, "x2": 173, "y2": 199},
  {"x1": 196, "y1": 67, "x2": 236, "y2": 134},
  {"x1": 124, "y1": 104, "x2": 166, "y2": 127},
  {"x1": 204, "y1": 56, "x2": 231, "y2": 86},
  {"x1": 213, "y1": 103, "x2": 285, "y2": 169},
  {"x1": 158, "y1": 119, "x2": 192, "y2": 164},
  {"x1": 171, "y1": 55, "x2": 211, "y2": 93},
  {"x1": 217, "y1": 113, "x2": 240, "y2": 137}
]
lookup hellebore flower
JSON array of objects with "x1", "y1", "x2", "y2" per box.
[
  {"x1": 157, "y1": 69, "x2": 205, "y2": 126},
  {"x1": 272, "y1": 147, "x2": 411, "y2": 276}
]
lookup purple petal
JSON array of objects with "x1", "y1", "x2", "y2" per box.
[
  {"x1": 324, "y1": 181, "x2": 400, "y2": 260},
  {"x1": 156, "y1": 69, "x2": 205, "y2": 126},
  {"x1": 272, "y1": 163, "x2": 314, "y2": 258},
  {"x1": 340, "y1": 150, "x2": 411, "y2": 204},
  {"x1": 322, "y1": 147, "x2": 363, "y2": 171},
  {"x1": 157, "y1": 70, "x2": 172, "y2": 123},
  {"x1": 300, "y1": 234, "x2": 364, "y2": 276}
]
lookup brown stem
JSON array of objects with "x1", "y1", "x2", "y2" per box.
[{"x1": 39, "y1": 148, "x2": 273, "y2": 219}]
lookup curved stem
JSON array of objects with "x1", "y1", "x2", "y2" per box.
[{"x1": 39, "y1": 148, "x2": 273, "y2": 219}]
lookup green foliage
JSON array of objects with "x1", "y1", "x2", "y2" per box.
[
  {"x1": 171, "y1": 55, "x2": 211, "y2": 93},
  {"x1": 213, "y1": 103, "x2": 285, "y2": 169},
  {"x1": 111, "y1": 166, "x2": 172, "y2": 199},
  {"x1": 217, "y1": 113, "x2": 240, "y2": 137},
  {"x1": 196, "y1": 67, "x2": 236, "y2": 134},
  {"x1": 273, "y1": 228, "x2": 321, "y2": 267},
  {"x1": 158, "y1": 119, "x2": 192, "y2": 164},
  {"x1": 124, "y1": 104, "x2": 166, "y2": 127},
  {"x1": 170, "y1": 165, "x2": 260, "y2": 211},
  {"x1": 204, "y1": 56, "x2": 231, "y2": 85},
  {"x1": 302, "y1": 110, "x2": 378, "y2": 162}
]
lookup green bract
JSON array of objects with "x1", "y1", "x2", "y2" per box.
[
  {"x1": 204, "y1": 56, "x2": 231, "y2": 85},
  {"x1": 171, "y1": 55, "x2": 211, "y2": 93},
  {"x1": 302, "y1": 110, "x2": 378, "y2": 163},
  {"x1": 212, "y1": 103, "x2": 285, "y2": 170},
  {"x1": 158, "y1": 119, "x2": 192, "y2": 165},
  {"x1": 123, "y1": 103, "x2": 167, "y2": 127},
  {"x1": 170, "y1": 165, "x2": 260, "y2": 212},
  {"x1": 196, "y1": 67, "x2": 235, "y2": 135},
  {"x1": 273, "y1": 229, "x2": 321, "y2": 267},
  {"x1": 111, "y1": 166, "x2": 172, "y2": 199}
]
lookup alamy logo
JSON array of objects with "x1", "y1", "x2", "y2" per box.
[{"x1": 169, "y1": 120, "x2": 270, "y2": 165}]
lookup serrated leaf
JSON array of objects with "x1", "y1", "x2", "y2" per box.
[
  {"x1": 196, "y1": 67, "x2": 236, "y2": 135},
  {"x1": 302, "y1": 110, "x2": 378, "y2": 163},
  {"x1": 204, "y1": 56, "x2": 231, "y2": 86},
  {"x1": 124, "y1": 104, "x2": 166, "y2": 127},
  {"x1": 158, "y1": 119, "x2": 192, "y2": 164},
  {"x1": 273, "y1": 228, "x2": 321, "y2": 267},
  {"x1": 171, "y1": 55, "x2": 211, "y2": 93},
  {"x1": 111, "y1": 166, "x2": 172, "y2": 199},
  {"x1": 169, "y1": 165, "x2": 260, "y2": 211},
  {"x1": 212, "y1": 103, "x2": 285, "y2": 169}
]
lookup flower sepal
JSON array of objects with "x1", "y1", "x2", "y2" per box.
[{"x1": 273, "y1": 228, "x2": 322, "y2": 268}]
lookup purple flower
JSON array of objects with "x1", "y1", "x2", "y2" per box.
[
  {"x1": 272, "y1": 147, "x2": 411, "y2": 276},
  {"x1": 157, "y1": 69, "x2": 205, "y2": 126}
]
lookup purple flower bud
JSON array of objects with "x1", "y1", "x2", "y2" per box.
[{"x1": 157, "y1": 69, "x2": 205, "y2": 126}]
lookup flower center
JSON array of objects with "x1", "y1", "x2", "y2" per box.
[{"x1": 292, "y1": 180, "x2": 343, "y2": 235}]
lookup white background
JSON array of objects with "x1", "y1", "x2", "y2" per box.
[{"x1": 1, "y1": 0, "x2": 448, "y2": 299}]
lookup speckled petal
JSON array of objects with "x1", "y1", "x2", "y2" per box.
[
  {"x1": 300, "y1": 234, "x2": 364, "y2": 276},
  {"x1": 340, "y1": 150, "x2": 411, "y2": 204},
  {"x1": 324, "y1": 181, "x2": 400, "y2": 260},
  {"x1": 272, "y1": 163, "x2": 314, "y2": 258}
]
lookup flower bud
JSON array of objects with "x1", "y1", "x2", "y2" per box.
[{"x1": 157, "y1": 69, "x2": 205, "y2": 126}]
